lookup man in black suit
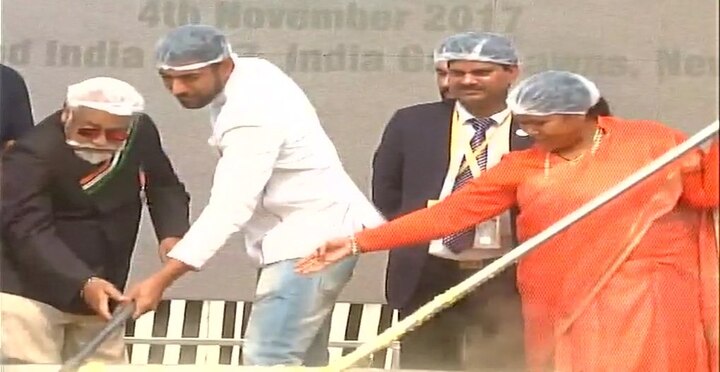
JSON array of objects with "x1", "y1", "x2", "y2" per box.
[
  {"x1": 0, "y1": 64, "x2": 35, "y2": 151},
  {"x1": 0, "y1": 77, "x2": 190, "y2": 364},
  {"x1": 373, "y1": 32, "x2": 532, "y2": 370}
]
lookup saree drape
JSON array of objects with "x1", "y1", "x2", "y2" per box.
[{"x1": 357, "y1": 117, "x2": 719, "y2": 371}]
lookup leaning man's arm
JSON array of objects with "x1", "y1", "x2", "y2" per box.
[{"x1": 163, "y1": 125, "x2": 282, "y2": 276}]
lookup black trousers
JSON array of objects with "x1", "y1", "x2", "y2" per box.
[{"x1": 397, "y1": 256, "x2": 526, "y2": 371}]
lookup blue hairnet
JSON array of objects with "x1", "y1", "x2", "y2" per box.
[
  {"x1": 155, "y1": 24, "x2": 232, "y2": 71},
  {"x1": 508, "y1": 71, "x2": 601, "y2": 115},
  {"x1": 433, "y1": 32, "x2": 518, "y2": 65}
]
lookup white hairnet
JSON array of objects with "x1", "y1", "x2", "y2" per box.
[
  {"x1": 433, "y1": 32, "x2": 518, "y2": 65},
  {"x1": 433, "y1": 35, "x2": 453, "y2": 63},
  {"x1": 508, "y1": 71, "x2": 601, "y2": 116},
  {"x1": 66, "y1": 77, "x2": 145, "y2": 116},
  {"x1": 155, "y1": 24, "x2": 232, "y2": 71}
]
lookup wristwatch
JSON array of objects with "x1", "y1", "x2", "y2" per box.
[{"x1": 79, "y1": 277, "x2": 100, "y2": 299}]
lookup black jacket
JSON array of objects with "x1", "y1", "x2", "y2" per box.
[
  {"x1": 0, "y1": 64, "x2": 34, "y2": 145},
  {"x1": 1, "y1": 111, "x2": 190, "y2": 314}
]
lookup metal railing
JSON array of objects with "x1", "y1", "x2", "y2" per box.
[{"x1": 123, "y1": 336, "x2": 401, "y2": 369}]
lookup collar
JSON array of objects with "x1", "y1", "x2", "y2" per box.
[{"x1": 455, "y1": 101, "x2": 511, "y2": 126}]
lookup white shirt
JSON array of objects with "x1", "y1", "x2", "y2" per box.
[
  {"x1": 428, "y1": 101, "x2": 514, "y2": 260},
  {"x1": 167, "y1": 55, "x2": 384, "y2": 269}
]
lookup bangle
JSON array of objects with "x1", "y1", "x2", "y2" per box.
[{"x1": 350, "y1": 235, "x2": 361, "y2": 255}]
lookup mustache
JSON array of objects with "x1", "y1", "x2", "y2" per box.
[
  {"x1": 65, "y1": 140, "x2": 120, "y2": 152},
  {"x1": 456, "y1": 86, "x2": 485, "y2": 91}
]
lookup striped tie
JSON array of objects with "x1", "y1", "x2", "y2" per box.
[{"x1": 442, "y1": 117, "x2": 496, "y2": 253}]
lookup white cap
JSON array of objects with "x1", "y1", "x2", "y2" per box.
[{"x1": 66, "y1": 77, "x2": 145, "y2": 116}]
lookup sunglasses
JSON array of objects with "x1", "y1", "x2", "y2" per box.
[{"x1": 76, "y1": 127, "x2": 130, "y2": 142}]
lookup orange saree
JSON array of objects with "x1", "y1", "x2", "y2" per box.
[{"x1": 356, "y1": 117, "x2": 719, "y2": 371}]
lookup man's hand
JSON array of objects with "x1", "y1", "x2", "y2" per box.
[
  {"x1": 125, "y1": 258, "x2": 193, "y2": 319},
  {"x1": 81, "y1": 277, "x2": 129, "y2": 320},
  {"x1": 158, "y1": 237, "x2": 181, "y2": 263},
  {"x1": 125, "y1": 275, "x2": 168, "y2": 319}
]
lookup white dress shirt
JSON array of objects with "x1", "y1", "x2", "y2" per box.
[
  {"x1": 428, "y1": 101, "x2": 514, "y2": 260},
  {"x1": 167, "y1": 55, "x2": 384, "y2": 269}
]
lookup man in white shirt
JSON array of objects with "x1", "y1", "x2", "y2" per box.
[{"x1": 127, "y1": 24, "x2": 384, "y2": 367}]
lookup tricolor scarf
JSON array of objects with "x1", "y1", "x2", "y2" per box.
[{"x1": 78, "y1": 125, "x2": 138, "y2": 194}]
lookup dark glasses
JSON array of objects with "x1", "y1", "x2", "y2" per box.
[{"x1": 76, "y1": 127, "x2": 130, "y2": 142}]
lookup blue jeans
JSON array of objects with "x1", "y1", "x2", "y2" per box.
[{"x1": 243, "y1": 256, "x2": 357, "y2": 366}]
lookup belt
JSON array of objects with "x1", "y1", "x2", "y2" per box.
[{"x1": 457, "y1": 258, "x2": 497, "y2": 270}]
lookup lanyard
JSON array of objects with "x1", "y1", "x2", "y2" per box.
[{"x1": 449, "y1": 109, "x2": 512, "y2": 177}]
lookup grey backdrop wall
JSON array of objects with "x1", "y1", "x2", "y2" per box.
[{"x1": 2, "y1": 0, "x2": 717, "y2": 303}]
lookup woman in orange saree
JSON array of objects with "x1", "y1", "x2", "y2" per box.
[{"x1": 297, "y1": 71, "x2": 719, "y2": 371}]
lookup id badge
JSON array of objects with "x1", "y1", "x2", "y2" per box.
[{"x1": 473, "y1": 217, "x2": 502, "y2": 249}]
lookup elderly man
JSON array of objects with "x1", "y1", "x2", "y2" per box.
[
  {"x1": 372, "y1": 32, "x2": 531, "y2": 370},
  {"x1": 127, "y1": 25, "x2": 383, "y2": 367},
  {"x1": 0, "y1": 77, "x2": 190, "y2": 364}
]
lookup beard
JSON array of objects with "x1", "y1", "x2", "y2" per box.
[
  {"x1": 175, "y1": 70, "x2": 226, "y2": 109},
  {"x1": 73, "y1": 149, "x2": 114, "y2": 164},
  {"x1": 65, "y1": 139, "x2": 116, "y2": 164},
  {"x1": 176, "y1": 95, "x2": 214, "y2": 109}
]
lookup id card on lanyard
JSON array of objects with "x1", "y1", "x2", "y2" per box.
[{"x1": 449, "y1": 109, "x2": 512, "y2": 249}]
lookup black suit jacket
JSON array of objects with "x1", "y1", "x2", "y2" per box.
[
  {"x1": 0, "y1": 111, "x2": 190, "y2": 314},
  {"x1": 372, "y1": 100, "x2": 534, "y2": 309},
  {"x1": 0, "y1": 64, "x2": 34, "y2": 145}
]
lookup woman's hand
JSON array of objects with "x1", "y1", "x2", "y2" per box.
[{"x1": 295, "y1": 236, "x2": 354, "y2": 274}]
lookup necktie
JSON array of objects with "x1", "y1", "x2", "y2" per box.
[{"x1": 442, "y1": 117, "x2": 495, "y2": 253}]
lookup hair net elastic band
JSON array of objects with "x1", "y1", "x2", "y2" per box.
[
  {"x1": 439, "y1": 53, "x2": 517, "y2": 65},
  {"x1": 157, "y1": 53, "x2": 228, "y2": 71}
]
